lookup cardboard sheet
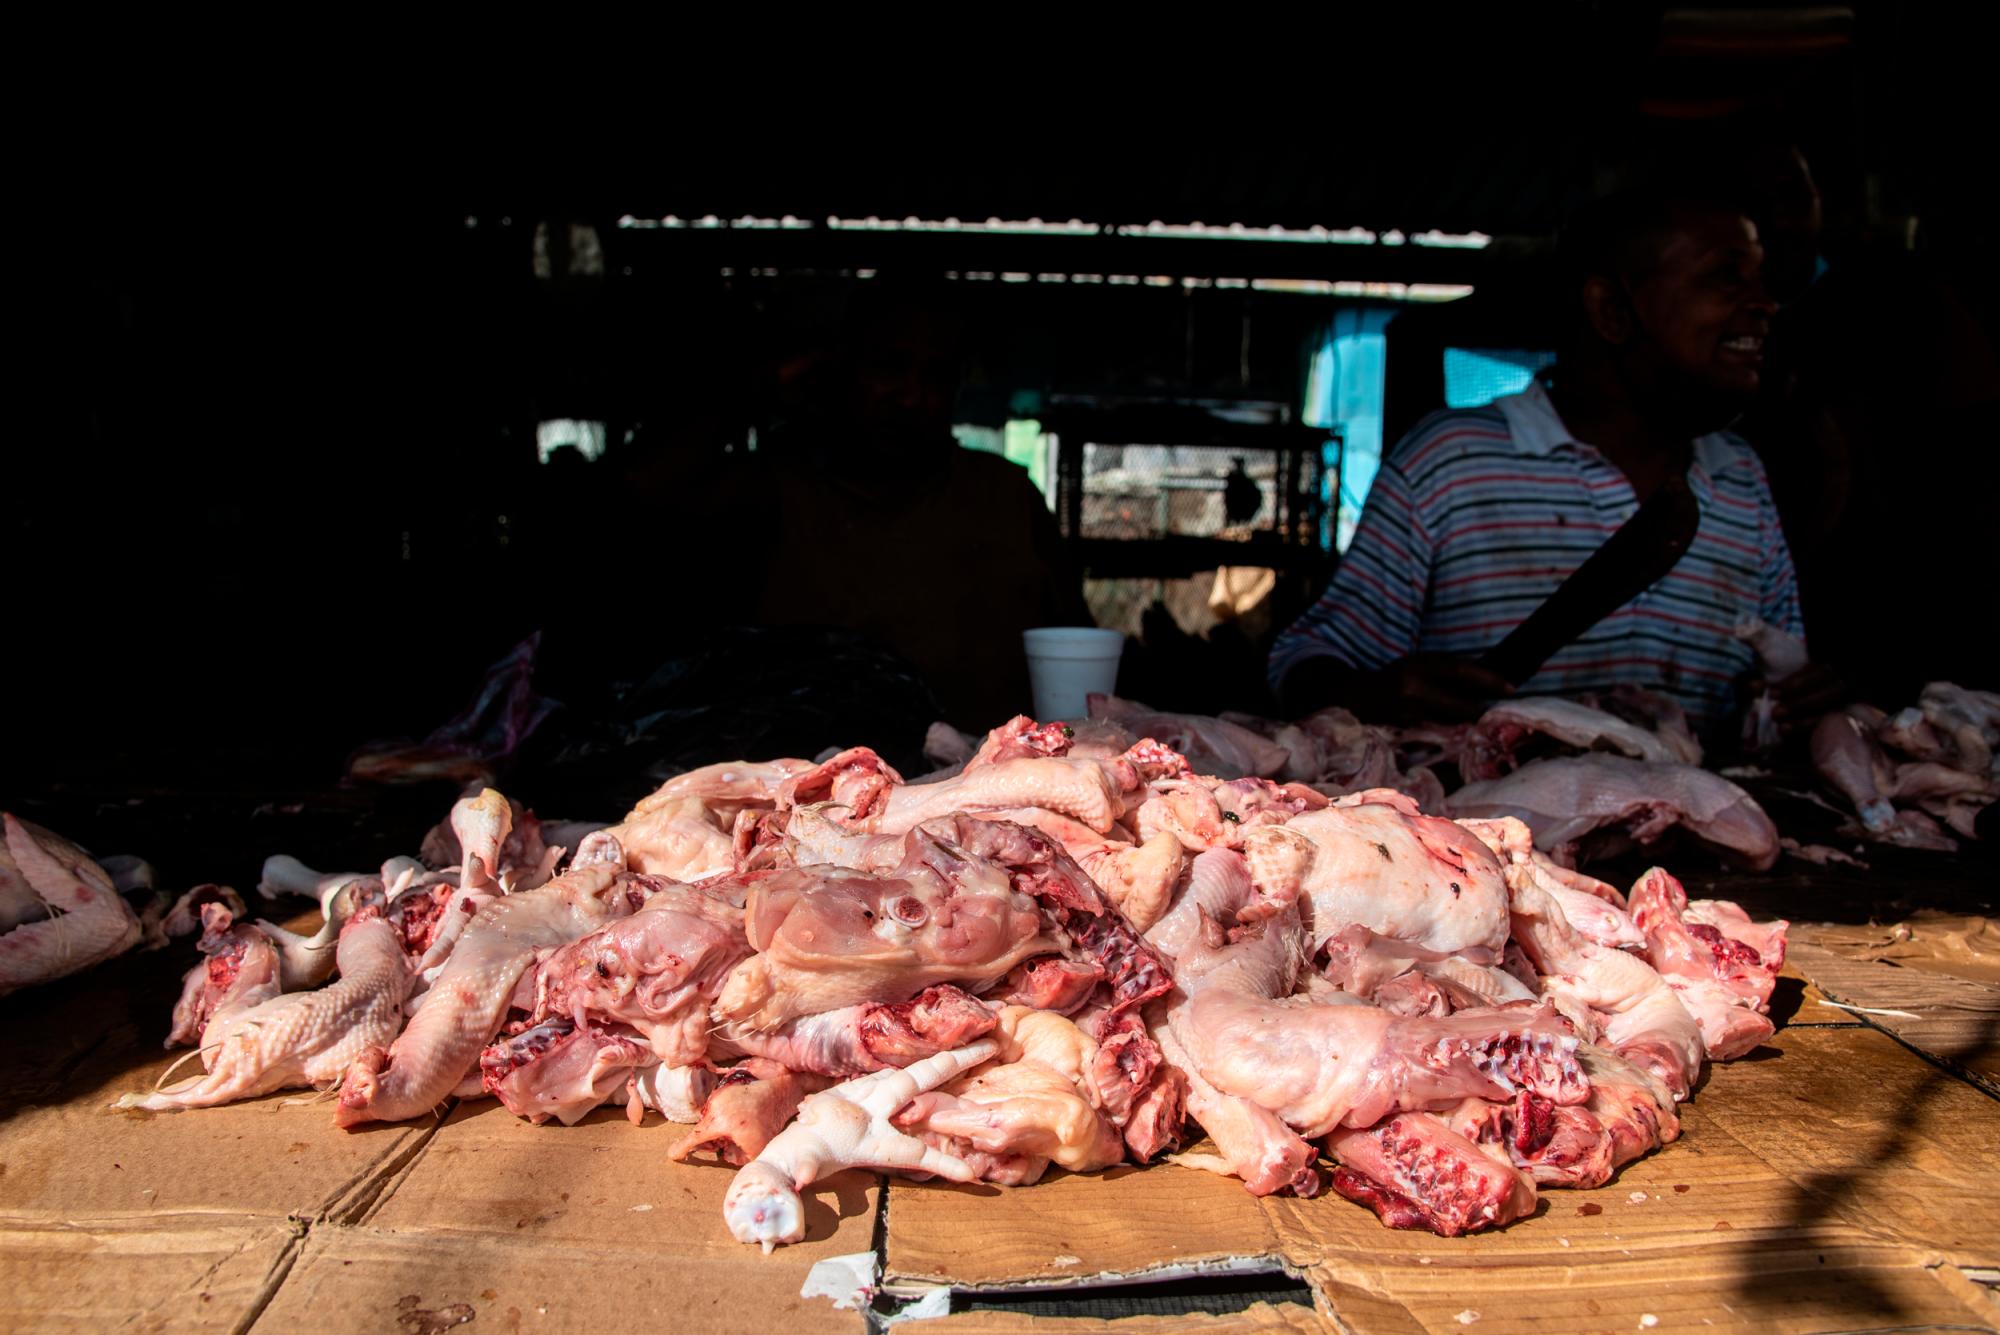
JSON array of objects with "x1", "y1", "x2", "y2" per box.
[
  {"x1": 884, "y1": 1028, "x2": 2000, "y2": 1334},
  {"x1": 1801, "y1": 912, "x2": 2000, "y2": 986},
  {"x1": 1767, "y1": 957, "x2": 1862, "y2": 1029},
  {"x1": 0, "y1": 936, "x2": 432, "y2": 1333},
  {"x1": 1784, "y1": 917, "x2": 2000, "y2": 1095},
  {"x1": 3, "y1": 885, "x2": 1998, "y2": 1333},
  {"x1": 259, "y1": 1217, "x2": 870, "y2": 1335},
  {"x1": 266, "y1": 1100, "x2": 883, "y2": 1334},
  {"x1": 0, "y1": 1220, "x2": 295, "y2": 1332}
]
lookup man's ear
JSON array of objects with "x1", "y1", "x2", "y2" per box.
[{"x1": 1582, "y1": 275, "x2": 1632, "y2": 346}]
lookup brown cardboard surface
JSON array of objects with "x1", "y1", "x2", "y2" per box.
[
  {"x1": 1802, "y1": 912, "x2": 2000, "y2": 987},
  {"x1": 883, "y1": 1162, "x2": 1283, "y2": 1289},
  {"x1": 0, "y1": 941, "x2": 430, "y2": 1334},
  {"x1": 1768, "y1": 956, "x2": 1859, "y2": 1029},
  {"x1": 0, "y1": 901, "x2": 428, "y2": 1227},
  {"x1": 257, "y1": 1221, "x2": 869, "y2": 1335},
  {"x1": 0, "y1": 1220, "x2": 295, "y2": 1333},
  {"x1": 1788, "y1": 937, "x2": 2000, "y2": 1094},
  {"x1": 884, "y1": 1027, "x2": 2000, "y2": 1334},
  {"x1": 4, "y1": 887, "x2": 1998, "y2": 1333},
  {"x1": 365, "y1": 1098, "x2": 879, "y2": 1254},
  {"x1": 250, "y1": 1097, "x2": 882, "y2": 1334},
  {"x1": 0, "y1": 1079, "x2": 429, "y2": 1225}
]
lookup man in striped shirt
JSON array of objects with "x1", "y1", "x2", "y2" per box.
[{"x1": 1272, "y1": 186, "x2": 1839, "y2": 734}]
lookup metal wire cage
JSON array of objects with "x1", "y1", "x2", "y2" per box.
[{"x1": 1046, "y1": 402, "x2": 1339, "y2": 581}]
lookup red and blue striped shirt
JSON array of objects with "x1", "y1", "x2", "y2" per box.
[{"x1": 1270, "y1": 382, "x2": 1804, "y2": 726}]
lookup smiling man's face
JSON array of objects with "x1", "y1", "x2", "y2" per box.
[{"x1": 1624, "y1": 205, "x2": 1777, "y2": 408}]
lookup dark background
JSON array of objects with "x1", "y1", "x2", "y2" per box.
[{"x1": 10, "y1": 8, "x2": 1994, "y2": 809}]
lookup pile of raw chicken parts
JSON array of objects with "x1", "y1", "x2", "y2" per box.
[
  {"x1": 7, "y1": 679, "x2": 1994, "y2": 1244},
  {"x1": 11, "y1": 686, "x2": 1901, "y2": 1253}
]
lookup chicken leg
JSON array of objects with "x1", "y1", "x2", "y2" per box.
[{"x1": 724, "y1": 1039, "x2": 998, "y2": 1251}]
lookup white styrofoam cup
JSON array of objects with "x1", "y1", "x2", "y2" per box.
[{"x1": 1022, "y1": 627, "x2": 1125, "y2": 722}]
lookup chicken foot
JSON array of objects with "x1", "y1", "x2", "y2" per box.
[{"x1": 723, "y1": 1039, "x2": 998, "y2": 1251}]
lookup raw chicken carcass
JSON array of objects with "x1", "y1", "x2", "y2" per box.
[
  {"x1": 1454, "y1": 817, "x2": 1646, "y2": 952},
  {"x1": 599, "y1": 797, "x2": 736, "y2": 882},
  {"x1": 716, "y1": 817, "x2": 1170, "y2": 1032},
  {"x1": 750, "y1": 803, "x2": 895, "y2": 872},
  {"x1": 231, "y1": 863, "x2": 379, "y2": 992},
  {"x1": 1280, "y1": 706, "x2": 1405, "y2": 791},
  {"x1": 165, "y1": 875, "x2": 371, "y2": 1042},
  {"x1": 166, "y1": 903, "x2": 281, "y2": 1048},
  {"x1": 962, "y1": 716, "x2": 1079, "y2": 769},
  {"x1": 1448, "y1": 756, "x2": 1780, "y2": 871},
  {"x1": 777, "y1": 747, "x2": 906, "y2": 823},
  {"x1": 894, "y1": 1058, "x2": 1124, "y2": 1186},
  {"x1": 527, "y1": 883, "x2": 751, "y2": 1067},
  {"x1": 1115, "y1": 1048, "x2": 1188, "y2": 1163},
  {"x1": 1506, "y1": 874, "x2": 1704, "y2": 1099},
  {"x1": 334, "y1": 863, "x2": 649, "y2": 1127},
  {"x1": 671, "y1": 1060, "x2": 838, "y2": 1166},
  {"x1": 1575, "y1": 1043, "x2": 1682, "y2": 1168},
  {"x1": 1811, "y1": 710, "x2": 1898, "y2": 833},
  {"x1": 876, "y1": 755, "x2": 1146, "y2": 834},
  {"x1": 139, "y1": 882, "x2": 245, "y2": 951},
  {"x1": 1242, "y1": 790, "x2": 1512, "y2": 959},
  {"x1": 1426, "y1": 1042, "x2": 1680, "y2": 1193},
  {"x1": 1917, "y1": 682, "x2": 2000, "y2": 774},
  {"x1": 628, "y1": 1063, "x2": 720, "y2": 1123},
  {"x1": 1891, "y1": 762, "x2": 1997, "y2": 805},
  {"x1": 120, "y1": 913, "x2": 413, "y2": 1111},
  {"x1": 1134, "y1": 777, "x2": 1329, "y2": 853},
  {"x1": 1173, "y1": 956, "x2": 1589, "y2": 1138},
  {"x1": 1156, "y1": 1024, "x2": 1321, "y2": 1197},
  {"x1": 971, "y1": 808, "x2": 1187, "y2": 934},
  {"x1": 1586, "y1": 686, "x2": 1703, "y2": 767},
  {"x1": 482, "y1": 882, "x2": 756, "y2": 1119},
  {"x1": 725, "y1": 1040, "x2": 1000, "y2": 1251},
  {"x1": 630, "y1": 757, "x2": 819, "y2": 824},
  {"x1": 1087, "y1": 694, "x2": 1290, "y2": 779},
  {"x1": 762, "y1": 801, "x2": 1187, "y2": 941},
  {"x1": 842, "y1": 730, "x2": 1188, "y2": 837},
  {"x1": 1142, "y1": 847, "x2": 1288, "y2": 964},
  {"x1": 891, "y1": 1005, "x2": 1127, "y2": 1185},
  {"x1": 1316, "y1": 925, "x2": 1537, "y2": 1015},
  {"x1": 406, "y1": 789, "x2": 522, "y2": 985},
  {"x1": 1165, "y1": 888, "x2": 1586, "y2": 1138},
  {"x1": 1327, "y1": 1112, "x2": 1539, "y2": 1236},
  {"x1": 481, "y1": 1018, "x2": 654, "y2": 1125},
  {"x1": 418, "y1": 792, "x2": 561, "y2": 893},
  {"x1": 716, "y1": 985, "x2": 998, "y2": 1079},
  {"x1": 1875, "y1": 704, "x2": 1948, "y2": 764},
  {"x1": 0, "y1": 813, "x2": 143, "y2": 997},
  {"x1": 1463, "y1": 698, "x2": 1683, "y2": 780},
  {"x1": 1879, "y1": 808, "x2": 1962, "y2": 851},
  {"x1": 1629, "y1": 868, "x2": 1786, "y2": 1018},
  {"x1": 1625, "y1": 868, "x2": 1775, "y2": 1062},
  {"x1": 900, "y1": 816, "x2": 1178, "y2": 1020},
  {"x1": 1001, "y1": 956, "x2": 1105, "y2": 1014},
  {"x1": 768, "y1": 799, "x2": 1192, "y2": 943},
  {"x1": 1735, "y1": 617, "x2": 1810, "y2": 753},
  {"x1": 712, "y1": 830, "x2": 1057, "y2": 1032}
]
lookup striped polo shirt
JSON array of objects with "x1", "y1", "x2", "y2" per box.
[{"x1": 1270, "y1": 380, "x2": 1804, "y2": 727}]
